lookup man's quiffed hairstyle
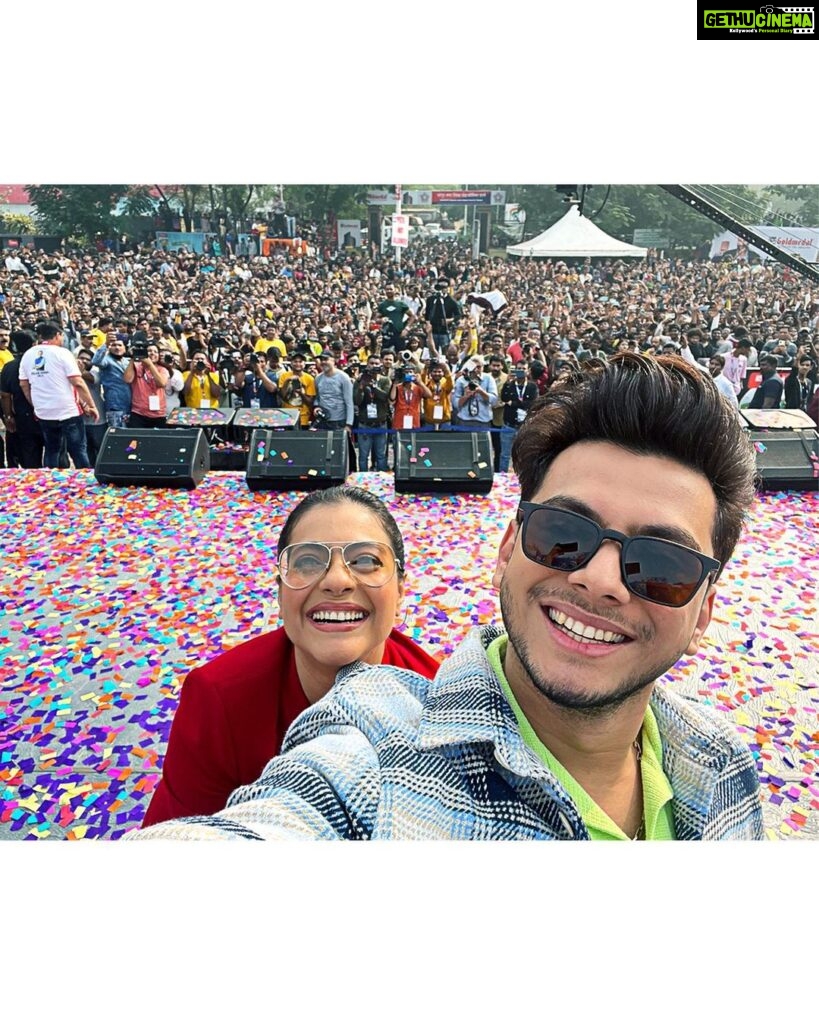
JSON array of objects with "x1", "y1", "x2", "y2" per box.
[{"x1": 511, "y1": 353, "x2": 757, "y2": 568}]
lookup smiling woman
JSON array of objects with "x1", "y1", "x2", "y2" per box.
[{"x1": 141, "y1": 486, "x2": 439, "y2": 826}]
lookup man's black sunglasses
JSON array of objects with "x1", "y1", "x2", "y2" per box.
[{"x1": 516, "y1": 502, "x2": 721, "y2": 608}]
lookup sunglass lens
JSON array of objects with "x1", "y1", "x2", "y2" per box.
[
  {"x1": 344, "y1": 543, "x2": 395, "y2": 586},
  {"x1": 525, "y1": 508, "x2": 598, "y2": 571},
  {"x1": 623, "y1": 538, "x2": 702, "y2": 607}
]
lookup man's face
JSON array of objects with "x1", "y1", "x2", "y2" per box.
[
  {"x1": 489, "y1": 360, "x2": 503, "y2": 377},
  {"x1": 0, "y1": 332, "x2": 9, "y2": 348},
  {"x1": 146, "y1": 345, "x2": 160, "y2": 363},
  {"x1": 492, "y1": 441, "x2": 716, "y2": 716},
  {"x1": 291, "y1": 357, "x2": 305, "y2": 373},
  {"x1": 77, "y1": 353, "x2": 92, "y2": 372},
  {"x1": 708, "y1": 357, "x2": 723, "y2": 378}
]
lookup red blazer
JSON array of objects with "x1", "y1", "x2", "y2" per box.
[{"x1": 142, "y1": 627, "x2": 439, "y2": 827}]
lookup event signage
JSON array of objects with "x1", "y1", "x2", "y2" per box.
[
  {"x1": 710, "y1": 225, "x2": 819, "y2": 263},
  {"x1": 391, "y1": 214, "x2": 409, "y2": 248},
  {"x1": 633, "y1": 229, "x2": 671, "y2": 247},
  {"x1": 430, "y1": 190, "x2": 505, "y2": 205},
  {"x1": 368, "y1": 188, "x2": 507, "y2": 206},
  {"x1": 698, "y1": 4, "x2": 817, "y2": 39}
]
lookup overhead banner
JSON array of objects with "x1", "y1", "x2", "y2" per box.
[
  {"x1": 710, "y1": 225, "x2": 819, "y2": 264},
  {"x1": 368, "y1": 188, "x2": 507, "y2": 206}
]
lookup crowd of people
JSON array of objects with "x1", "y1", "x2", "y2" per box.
[{"x1": 1, "y1": 230, "x2": 818, "y2": 472}]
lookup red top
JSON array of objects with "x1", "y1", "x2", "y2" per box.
[{"x1": 141, "y1": 627, "x2": 439, "y2": 826}]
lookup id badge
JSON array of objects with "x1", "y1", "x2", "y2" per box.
[
  {"x1": 250, "y1": 399, "x2": 261, "y2": 409},
  {"x1": 148, "y1": 395, "x2": 160, "y2": 412},
  {"x1": 402, "y1": 415, "x2": 414, "y2": 430},
  {"x1": 433, "y1": 405, "x2": 444, "y2": 420},
  {"x1": 517, "y1": 407, "x2": 527, "y2": 423},
  {"x1": 200, "y1": 399, "x2": 211, "y2": 409},
  {"x1": 366, "y1": 403, "x2": 378, "y2": 420}
]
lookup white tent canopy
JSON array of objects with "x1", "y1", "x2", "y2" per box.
[{"x1": 506, "y1": 205, "x2": 648, "y2": 259}]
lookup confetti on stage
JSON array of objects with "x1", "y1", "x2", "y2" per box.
[{"x1": 1, "y1": 471, "x2": 816, "y2": 840}]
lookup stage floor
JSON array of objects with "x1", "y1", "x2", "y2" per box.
[{"x1": 1, "y1": 470, "x2": 817, "y2": 840}]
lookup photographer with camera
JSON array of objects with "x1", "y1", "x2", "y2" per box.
[
  {"x1": 278, "y1": 352, "x2": 316, "y2": 428},
  {"x1": 420, "y1": 360, "x2": 454, "y2": 430},
  {"x1": 91, "y1": 325, "x2": 133, "y2": 428},
  {"x1": 183, "y1": 351, "x2": 223, "y2": 410},
  {"x1": 389, "y1": 358, "x2": 431, "y2": 431},
  {"x1": 353, "y1": 354, "x2": 392, "y2": 470},
  {"x1": 451, "y1": 355, "x2": 498, "y2": 430},
  {"x1": 236, "y1": 352, "x2": 279, "y2": 409},
  {"x1": 424, "y1": 276, "x2": 461, "y2": 352},
  {"x1": 157, "y1": 345, "x2": 185, "y2": 415},
  {"x1": 123, "y1": 340, "x2": 170, "y2": 428}
]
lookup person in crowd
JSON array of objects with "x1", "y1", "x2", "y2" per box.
[
  {"x1": 424, "y1": 276, "x2": 461, "y2": 352},
  {"x1": 183, "y1": 351, "x2": 223, "y2": 410},
  {"x1": 784, "y1": 353, "x2": 816, "y2": 413},
  {"x1": 488, "y1": 353, "x2": 508, "y2": 471},
  {"x1": 314, "y1": 350, "x2": 354, "y2": 431},
  {"x1": 158, "y1": 346, "x2": 185, "y2": 415},
  {"x1": 140, "y1": 486, "x2": 439, "y2": 826},
  {"x1": 91, "y1": 329, "x2": 133, "y2": 428},
  {"x1": 123, "y1": 340, "x2": 170, "y2": 427},
  {"x1": 451, "y1": 356, "x2": 498, "y2": 430},
  {"x1": 0, "y1": 330, "x2": 44, "y2": 468},
  {"x1": 748, "y1": 354, "x2": 784, "y2": 410},
  {"x1": 133, "y1": 354, "x2": 764, "y2": 841},
  {"x1": 353, "y1": 354, "x2": 391, "y2": 470},
  {"x1": 278, "y1": 352, "x2": 316, "y2": 428},
  {"x1": 18, "y1": 320, "x2": 99, "y2": 468},
  {"x1": 390, "y1": 358, "x2": 431, "y2": 431},
  {"x1": 75, "y1": 348, "x2": 105, "y2": 464},
  {"x1": 707, "y1": 354, "x2": 739, "y2": 408},
  {"x1": 499, "y1": 360, "x2": 539, "y2": 472},
  {"x1": 420, "y1": 359, "x2": 454, "y2": 430},
  {"x1": 236, "y1": 352, "x2": 278, "y2": 409},
  {"x1": 377, "y1": 283, "x2": 415, "y2": 350},
  {"x1": 722, "y1": 336, "x2": 751, "y2": 396}
]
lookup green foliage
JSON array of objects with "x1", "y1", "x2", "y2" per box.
[
  {"x1": 26, "y1": 184, "x2": 130, "y2": 241},
  {"x1": 760, "y1": 184, "x2": 819, "y2": 226},
  {"x1": 0, "y1": 210, "x2": 36, "y2": 234},
  {"x1": 282, "y1": 185, "x2": 371, "y2": 221}
]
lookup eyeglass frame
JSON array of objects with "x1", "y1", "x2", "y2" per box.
[
  {"x1": 276, "y1": 541, "x2": 403, "y2": 590},
  {"x1": 515, "y1": 501, "x2": 722, "y2": 608}
]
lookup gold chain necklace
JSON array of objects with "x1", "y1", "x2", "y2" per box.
[{"x1": 632, "y1": 737, "x2": 644, "y2": 841}]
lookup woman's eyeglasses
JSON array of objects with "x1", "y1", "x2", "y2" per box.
[
  {"x1": 516, "y1": 502, "x2": 721, "y2": 608},
  {"x1": 277, "y1": 542, "x2": 401, "y2": 590}
]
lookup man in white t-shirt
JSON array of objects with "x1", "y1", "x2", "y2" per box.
[
  {"x1": 708, "y1": 354, "x2": 739, "y2": 409},
  {"x1": 18, "y1": 320, "x2": 100, "y2": 469}
]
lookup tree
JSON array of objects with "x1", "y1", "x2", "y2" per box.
[
  {"x1": 282, "y1": 185, "x2": 370, "y2": 223},
  {"x1": 0, "y1": 210, "x2": 36, "y2": 235},
  {"x1": 26, "y1": 184, "x2": 130, "y2": 241}
]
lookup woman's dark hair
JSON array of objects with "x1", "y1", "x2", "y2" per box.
[
  {"x1": 277, "y1": 485, "x2": 405, "y2": 573},
  {"x1": 10, "y1": 330, "x2": 36, "y2": 354},
  {"x1": 511, "y1": 352, "x2": 757, "y2": 568}
]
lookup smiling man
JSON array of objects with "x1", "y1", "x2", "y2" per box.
[{"x1": 135, "y1": 354, "x2": 764, "y2": 841}]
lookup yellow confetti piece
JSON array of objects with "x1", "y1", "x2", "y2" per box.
[
  {"x1": 69, "y1": 825, "x2": 89, "y2": 840},
  {"x1": 80, "y1": 692, "x2": 96, "y2": 701}
]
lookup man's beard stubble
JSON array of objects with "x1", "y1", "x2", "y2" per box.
[{"x1": 498, "y1": 577, "x2": 685, "y2": 721}]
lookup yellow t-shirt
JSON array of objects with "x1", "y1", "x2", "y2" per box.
[
  {"x1": 486, "y1": 635, "x2": 676, "y2": 840},
  {"x1": 89, "y1": 328, "x2": 107, "y2": 349},
  {"x1": 254, "y1": 337, "x2": 288, "y2": 358},
  {"x1": 0, "y1": 349, "x2": 14, "y2": 370},
  {"x1": 183, "y1": 371, "x2": 221, "y2": 409},
  {"x1": 278, "y1": 370, "x2": 316, "y2": 426}
]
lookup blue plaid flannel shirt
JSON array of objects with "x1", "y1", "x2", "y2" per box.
[{"x1": 133, "y1": 626, "x2": 765, "y2": 840}]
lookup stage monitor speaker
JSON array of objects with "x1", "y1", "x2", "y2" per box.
[
  {"x1": 94, "y1": 428, "x2": 210, "y2": 489},
  {"x1": 245, "y1": 429, "x2": 349, "y2": 491},
  {"x1": 394, "y1": 431, "x2": 494, "y2": 494},
  {"x1": 751, "y1": 429, "x2": 818, "y2": 492}
]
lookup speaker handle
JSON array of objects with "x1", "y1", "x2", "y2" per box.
[
  {"x1": 325, "y1": 430, "x2": 336, "y2": 464},
  {"x1": 471, "y1": 431, "x2": 480, "y2": 465}
]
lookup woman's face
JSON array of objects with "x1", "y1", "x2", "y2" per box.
[{"x1": 278, "y1": 502, "x2": 405, "y2": 682}]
